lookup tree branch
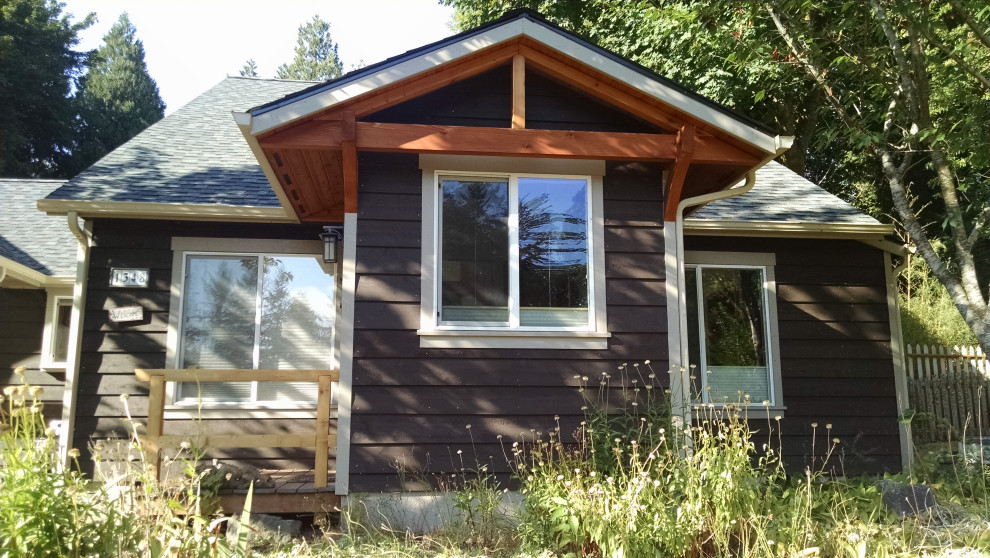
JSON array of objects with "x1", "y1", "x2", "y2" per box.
[
  {"x1": 918, "y1": 21, "x2": 990, "y2": 90},
  {"x1": 948, "y1": 0, "x2": 990, "y2": 50},
  {"x1": 965, "y1": 206, "x2": 990, "y2": 251}
]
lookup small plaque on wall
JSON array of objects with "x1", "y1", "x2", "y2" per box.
[
  {"x1": 109, "y1": 305, "x2": 144, "y2": 323},
  {"x1": 109, "y1": 268, "x2": 149, "y2": 288}
]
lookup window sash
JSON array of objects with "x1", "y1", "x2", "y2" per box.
[
  {"x1": 436, "y1": 171, "x2": 594, "y2": 331},
  {"x1": 175, "y1": 252, "x2": 335, "y2": 405},
  {"x1": 687, "y1": 264, "x2": 775, "y2": 406}
]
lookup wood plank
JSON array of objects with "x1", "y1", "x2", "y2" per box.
[
  {"x1": 302, "y1": 149, "x2": 341, "y2": 212},
  {"x1": 135, "y1": 369, "x2": 338, "y2": 383},
  {"x1": 146, "y1": 375, "x2": 164, "y2": 479},
  {"x1": 512, "y1": 54, "x2": 525, "y2": 129},
  {"x1": 663, "y1": 124, "x2": 695, "y2": 222},
  {"x1": 156, "y1": 433, "x2": 331, "y2": 450}
]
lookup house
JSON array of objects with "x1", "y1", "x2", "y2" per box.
[
  {"x1": 35, "y1": 9, "x2": 910, "y2": 513},
  {"x1": 1, "y1": 178, "x2": 80, "y2": 433}
]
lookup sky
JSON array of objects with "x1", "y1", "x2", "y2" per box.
[{"x1": 60, "y1": 0, "x2": 457, "y2": 115}]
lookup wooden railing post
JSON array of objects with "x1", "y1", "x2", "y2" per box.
[
  {"x1": 145, "y1": 371, "x2": 165, "y2": 480},
  {"x1": 315, "y1": 374, "x2": 332, "y2": 488}
]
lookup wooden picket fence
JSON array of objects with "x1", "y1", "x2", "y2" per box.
[{"x1": 905, "y1": 344, "x2": 990, "y2": 443}]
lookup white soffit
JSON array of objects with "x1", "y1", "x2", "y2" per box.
[{"x1": 246, "y1": 18, "x2": 780, "y2": 153}]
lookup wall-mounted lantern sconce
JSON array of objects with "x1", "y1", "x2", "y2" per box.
[{"x1": 320, "y1": 226, "x2": 344, "y2": 263}]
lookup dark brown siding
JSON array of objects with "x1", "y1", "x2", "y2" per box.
[
  {"x1": 685, "y1": 236, "x2": 901, "y2": 474},
  {"x1": 74, "y1": 220, "x2": 330, "y2": 471},
  {"x1": 0, "y1": 287, "x2": 64, "y2": 425},
  {"x1": 349, "y1": 153, "x2": 668, "y2": 491}
]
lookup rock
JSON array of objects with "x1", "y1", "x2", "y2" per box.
[
  {"x1": 879, "y1": 480, "x2": 936, "y2": 517},
  {"x1": 226, "y1": 513, "x2": 302, "y2": 545},
  {"x1": 198, "y1": 460, "x2": 275, "y2": 490}
]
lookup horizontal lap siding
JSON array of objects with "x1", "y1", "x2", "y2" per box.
[
  {"x1": 685, "y1": 236, "x2": 900, "y2": 474},
  {"x1": 349, "y1": 154, "x2": 668, "y2": 492},
  {"x1": 74, "y1": 220, "x2": 329, "y2": 473},
  {"x1": 0, "y1": 288, "x2": 64, "y2": 425}
]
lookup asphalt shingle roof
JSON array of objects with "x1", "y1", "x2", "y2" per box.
[
  {"x1": 692, "y1": 161, "x2": 882, "y2": 226},
  {"x1": 46, "y1": 77, "x2": 317, "y2": 207},
  {"x1": 44, "y1": 76, "x2": 879, "y2": 228},
  {"x1": 2, "y1": 178, "x2": 78, "y2": 276}
]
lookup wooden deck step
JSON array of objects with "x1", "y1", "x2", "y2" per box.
[{"x1": 217, "y1": 469, "x2": 340, "y2": 514}]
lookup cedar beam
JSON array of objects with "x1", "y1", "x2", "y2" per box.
[
  {"x1": 260, "y1": 122, "x2": 756, "y2": 165},
  {"x1": 512, "y1": 54, "x2": 525, "y2": 129},
  {"x1": 663, "y1": 124, "x2": 695, "y2": 222},
  {"x1": 341, "y1": 111, "x2": 358, "y2": 214}
]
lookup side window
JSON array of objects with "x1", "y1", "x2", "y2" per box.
[
  {"x1": 174, "y1": 252, "x2": 335, "y2": 406},
  {"x1": 684, "y1": 254, "x2": 782, "y2": 406},
  {"x1": 41, "y1": 292, "x2": 73, "y2": 370}
]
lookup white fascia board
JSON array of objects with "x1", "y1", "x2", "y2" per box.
[
  {"x1": 246, "y1": 17, "x2": 781, "y2": 153},
  {"x1": 0, "y1": 257, "x2": 49, "y2": 287},
  {"x1": 37, "y1": 199, "x2": 296, "y2": 223},
  {"x1": 249, "y1": 22, "x2": 524, "y2": 135},
  {"x1": 684, "y1": 219, "x2": 894, "y2": 238}
]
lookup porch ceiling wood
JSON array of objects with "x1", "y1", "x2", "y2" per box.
[{"x1": 255, "y1": 37, "x2": 769, "y2": 223}]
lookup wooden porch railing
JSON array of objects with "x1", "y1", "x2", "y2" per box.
[{"x1": 135, "y1": 368, "x2": 339, "y2": 488}]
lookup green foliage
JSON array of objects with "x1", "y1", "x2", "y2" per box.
[
  {"x1": 0, "y1": 0, "x2": 93, "y2": 178},
  {"x1": 900, "y1": 250, "x2": 979, "y2": 346},
  {"x1": 240, "y1": 59, "x2": 259, "y2": 78},
  {"x1": 276, "y1": 16, "x2": 343, "y2": 82},
  {"x1": 68, "y1": 12, "x2": 165, "y2": 176},
  {"x1": 0, "y1": 369, "x2": 136, "y2": 557}
]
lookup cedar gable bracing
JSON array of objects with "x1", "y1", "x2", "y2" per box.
[{"x1": 254, "y1": 36, "x2": 766, "y2": 223}]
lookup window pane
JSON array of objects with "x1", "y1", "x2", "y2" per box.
[
  {"x1": 258, "y1": 256, "x2": 334, "y2": 402},
  {"x1": 440, "y1": 176, "x2": 509, "y2": 323},
  {"x1": 700, "y1": 267, "x2": 770, "y2": 402},
  {"x1": 518, "y1": 177, "x2": 588, "y2": 327},
  {"x1": 52, "y1": 300, "x2": 72, "y2": 362},
  {"x1": 180, "y1": 256, "x2": 258, "y2": 401}
]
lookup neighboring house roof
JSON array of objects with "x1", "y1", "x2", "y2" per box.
[
  {"x1": 44, "y1": 77, "x2": 316, "y2": 210},
  {"x1": 1, "y1": 178, "x2": 77, "y2": 277},
  {"x1": 691, "y1": 161, "x2": 884, "y2": 227}
]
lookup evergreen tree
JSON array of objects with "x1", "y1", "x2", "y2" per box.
[
  {"x1": 70, "y1": 13, "x2": 165, "y2": 174},
  {"x1": 240, "y1": 58, "x2": 259, "y2": 77},
  {"x1": 276, "y1": 16, "x2": 343, "y2": 81},
  {"x1": 0, "y1": 0, "x2": 93, "y2": 177}
]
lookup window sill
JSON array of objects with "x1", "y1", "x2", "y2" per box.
[
  {"x1": 417, "y1": 329, "x2": 611, "y2": 350},
  {"x1": 164, "y1": 406, "x2": 335, "y2": 420},
  {"x1": 690, "y1": 404, "x2": 787, "y2": 420}
]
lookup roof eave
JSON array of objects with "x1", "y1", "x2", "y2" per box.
[
  {"x1": 683, "y1": 219, "x2": 895, "y2": 239},
  {"x1": 37, "y1": 199, "x2": 297, "y2": 223}
]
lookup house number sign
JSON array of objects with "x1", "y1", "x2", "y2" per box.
[{"x1": 109, "y1": 268, "x2": 149, "y2": 288}]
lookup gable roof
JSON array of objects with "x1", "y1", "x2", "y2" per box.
[
  {"x1": 1, "y1": 178, "x2": 78, "y2": 278},
  {"x1": 240, "y1": 9, "x2": 786, "y2": 154},
  {"x1": 40, "y1": 77, "x2": 316, "y2": 221}
]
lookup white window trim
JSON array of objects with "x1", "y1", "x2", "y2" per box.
[
  {"x1": 684, "y1": 251, "x2": 785, "y2": 411},
  {"x1": 165, "y1": 237, "x2": 338, "y2": 418},
  {"x1": 40, "y1": 288, "x2": 73, "y2": 371},
  {"x1": 418, "y1": 155, "x2": 609, "y2": 350}
]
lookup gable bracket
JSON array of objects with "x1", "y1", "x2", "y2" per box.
[{"x1": 663, "y1": 124, "x2": 695, "y2": 222}]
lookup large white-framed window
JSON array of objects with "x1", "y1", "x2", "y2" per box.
[
  {"x1": 165, "y1": 238, "x2": 338, "y2": 415},
  {"x1": 684, "y1": 251, "x2": 784, "y2": 408},
  {"x1": 419, "y1": 155, "x2": 609, "y2": 350},
  {"x1": 40, "y1": 288, "x2": 73, "y2": 370}
]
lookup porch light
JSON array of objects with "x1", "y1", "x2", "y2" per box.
[{"x1": 320, "y1": 226, "x2": 343, "y2": 263}]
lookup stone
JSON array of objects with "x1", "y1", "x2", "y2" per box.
[
  {"x1": 198, "y1": 460, "x2": 275, "y2": 490},
  {"x1": 879, "y1": 480, "x2": 936, "y2": 517},
  {"x1": 226, "y1": 513, "x2": 302, "y2": 545}
]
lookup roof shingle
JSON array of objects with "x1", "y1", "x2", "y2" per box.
[{"x1": 2, "y1": 178, "x2": 78, "y2": 276}]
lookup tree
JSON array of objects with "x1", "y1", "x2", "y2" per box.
[
  {"x1": 0, "y1": 0, "x2": 93, "y2": 177},
  {"x1": 276, "y1": 16, "x2": 343, "y2": 82},
  {"x1": 239, "y1": 58, "x2": 259, "y2": 77},
  {"x1": 69, "y1": 13, "x2": 165, "y2": 174},
  {"x1": 447, "y1": 0, "x2": 990, "y2": 352}
]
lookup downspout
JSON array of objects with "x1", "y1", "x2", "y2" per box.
[
  {"x1": 58, "y1": 211, "x2": 92, "y2": 463},
  {"x1": 668, "y1": 172, "x2": 757, "y2": 430}
]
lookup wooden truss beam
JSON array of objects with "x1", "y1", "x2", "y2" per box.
[
  {"x1": 663, "y1": 124, "x2": 696, "y2": 222},
  {"x1": 260, "y1": 122, "x2": 756, "y2": 165},
  {"x1": 340, "y1": 111, "x2": 358, "y2": 214},
  {"x1": 512, "y1": 54, "x2": 525, "y2": 129}
]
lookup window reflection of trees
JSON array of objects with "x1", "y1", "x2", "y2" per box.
[
  {"x1": 518, "y1": 190, "x2": 588, "y2": 313},
  {"x1": 702, "y1": 269, "x2": 767, "y2": 368}
]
